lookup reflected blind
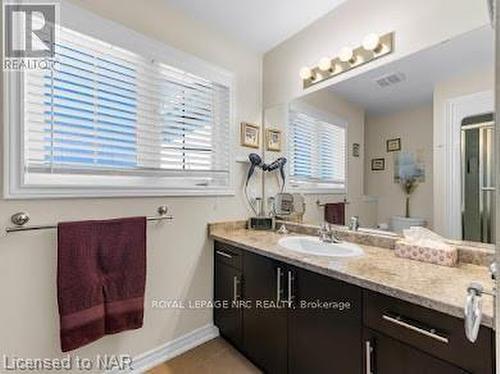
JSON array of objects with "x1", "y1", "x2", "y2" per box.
[
  {"x1": 289, "y1": 110, "x2": 346, "y2": 189},
  {"x1": 24, "y1": 26, "x2": 230, "y2": 187}
]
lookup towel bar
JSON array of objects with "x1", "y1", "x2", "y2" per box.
[
  {"x1": 4, "y1": 206, "x2": 173, "y2": 234},
  {"x1": 316, "y1": 199, "x2": 349, "y2": 207}
]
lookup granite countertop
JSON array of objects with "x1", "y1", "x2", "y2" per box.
[{"x1": 209, "y1": 224, "x2": 495, "y2": 328}]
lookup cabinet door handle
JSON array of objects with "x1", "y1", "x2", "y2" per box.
[
  {"x1": 216, "y1": 250, "x2": 233, "y2": 259},
  {"x1": 233, "y1": 276, "x2": 240, "y2": 302},
  {"x1": 287, "y1": 270, "x2": 294, "y2": 305},
  {"x1": 276, "y1": 267, "x2": 283, "y2": 304},
  {"x1": 382, "y1": 313, "x2": 449, "y2": 344},
  {"x1": 365, "y1": 340, "x2": 374, "y2": 374}
]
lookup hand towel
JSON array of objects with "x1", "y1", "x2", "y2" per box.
[
  {"x1": 57, "y1": 217, "x2": 147, "y2": 352},
  {"x1": 324, "y1": 203, "x2": 345, "y2": 225}
]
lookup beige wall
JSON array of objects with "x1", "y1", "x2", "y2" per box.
[
  {"x1": 365, "y1": 105, "x2": 434, "y2": 227},
  {"x1": 0, "y1": 0, "x2": 261, "y2": 366},
  {"x1": 263, "y1": 0, "x2": 489, "y2": 108}
]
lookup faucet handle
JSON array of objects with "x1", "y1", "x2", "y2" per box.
[
  {"x1": 320, "y1": 222, "x2": 331, "y2": 231},
  {"x1": 318, "y1": 222, "x2": 330, "y2": 238},
  {"x1": 489, "y1": 262, "x2": 497, "y2": 281},
  {"x1": 349, "y1": 216, "x2": 360, "y2": 231}
]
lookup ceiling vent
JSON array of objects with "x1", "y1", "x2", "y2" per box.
[{"x1": 374, "y1": 72, "x2": 406, "y2": 88}]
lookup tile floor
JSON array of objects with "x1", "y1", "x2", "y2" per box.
[{"x1": 148, "y1": 338, "x2": 261, "y2": 374}]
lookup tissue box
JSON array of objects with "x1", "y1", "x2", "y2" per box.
[{"x1": 394, "y1": 240, "x2": 458, "y2": 267}]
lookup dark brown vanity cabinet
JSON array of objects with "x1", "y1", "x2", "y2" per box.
[
  {"x1": 213, "y1": 241, "x2": 495, "y2": 374},
  {"x1": 242, "y1": 252, "x2": 364, "y2": 373},
  {"x1": 363, "y1": 328, "x2": 468, "y2": 374},
  {"x1": 363, "y1": 290, "x2": 494, "y2": 374},
  {"x1": 214, "y1": 241, "x2": 363, "y2": 374},
  {"x1": 287, "y1": 266, "x2": 362, "y2": 374},
  {"x1": 242, "y1": 251, "x2": 288, "y2": 373},
  {"x1": 214, "y1": 242, "x2": 243, "y2": 348}
]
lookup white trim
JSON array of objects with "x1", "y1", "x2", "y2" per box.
[
  {"x1": 287, "y1": 188, "x2": 346, "y2": 195},
  {"x1": 4, "y1": 188, "x2": 235, "y2": 200},
  {"x1": 3, "y1": 2, "x2": 236, "y2": 199},
  {"x1": 441, "y1": 90, "x2": 494, "y2": 239},
  {"x1": 107, "y1": 324, "x2": 219, "y2": 374}
]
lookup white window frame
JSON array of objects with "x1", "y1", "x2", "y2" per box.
[
  {"x1": 287, "y1": 102, "x2": 347, "y2": 195},
  {"x1": 3, "y1": 2, "x2": 236, "y2": 199}
]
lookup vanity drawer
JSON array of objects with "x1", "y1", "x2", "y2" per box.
[
  {"x1": 214, "y1": 241, "x2": 243, "y2": 270},
  {"x1": 363, "y1": 290, "x2": 494, "y2": 373}
]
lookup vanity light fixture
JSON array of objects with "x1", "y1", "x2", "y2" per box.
[
  {"x1": 301, "y1": 31, "x2": 394, "y2": 89},
  {"x1": 362, "y1": 33, "x2": 382, "y2": 52},
  {"x1": 318, "y1": 57, "x2": 333, "y2": 72},
  {"x1": 339, "y1": 46, "x2": 355, "y2": 64},
  {"x1": 299, "y1": 66, "x2": 314, "y2": 80}
]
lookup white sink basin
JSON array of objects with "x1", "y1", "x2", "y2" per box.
[{"x1": 278, "y1": 236, "x2": 364, "y2": 258}]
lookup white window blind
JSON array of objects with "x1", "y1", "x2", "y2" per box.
[
  {"x1": 22, "y1": 25, "x2": 230, "y2": 192},
  {"x1": 289, "y1": 110, "x2": 346, "y2": 190}
]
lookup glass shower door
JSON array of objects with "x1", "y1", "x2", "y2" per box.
[{"x1": 462, "y1": 120, "x2": 495, "y2": 244}]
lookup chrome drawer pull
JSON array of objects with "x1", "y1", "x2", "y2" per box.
[
  {"x1": 382, "y1": 314, "x2": 449, "y2": 344},
  {"x1": 216, "y1": 250, "x2": 233, "y2": 259},
  {"x1": 365, "y1": 340, "x2": 373, "y2": 374},
  {"x1": 233, "y1": 276, "x2": 240, "y2": 301},
  {"x1": 287, "y1": 270, "x2": 294, "y2": 305},
  {"x1": 276, "y1": 267, "x2": 283, "y2": 304}
]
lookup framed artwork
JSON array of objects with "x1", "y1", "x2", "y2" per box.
[
  {"x1": 266, "y1": 128, "x2": 282, "y2": 151},
  {"x1": 394, "y1": 150, "x2": 426, "y2": 183},
  {"x1": 240, "y1": 122, "x2": 260, "y2": 148},
  {"x1": 371, "y1": 158, "x2": 385, "y2": 171},
  {"x1": 386, "y1": 137, "x2": 401, "y2": 152},
  {"x1": 352, "y1": 143, "x2": 360, "y2": 157}
]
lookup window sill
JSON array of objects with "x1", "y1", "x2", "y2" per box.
[
  {"x1": 287, "y1": 187, "x2": 346, "y2": 195},
  {"x1": 3, "y1": 187, "x2": 236, "y2": 200}
]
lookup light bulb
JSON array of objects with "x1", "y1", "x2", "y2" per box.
[
  {"x1": 299, "y1": 66, "x2": 313, "y2": 80},
  {"x1": 362, "y1": 33, "x2": 381, "y2": 52},
  {"x1": 339, "y1": 47, "x2": 355, "y2": 63},
  {"x1": 318, "y1": 57, "x2": 332, "y2": 72}
]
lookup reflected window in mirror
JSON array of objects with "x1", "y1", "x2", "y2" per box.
[{"x1": 288, "y1": 108, "x2": 346, "y2": 193}]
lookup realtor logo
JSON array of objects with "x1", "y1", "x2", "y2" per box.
[
  {"x1": 4, "y1": 3, "x2": 55, "y2": 57},
  {"x1": 3, "y1": 2, "x2": 58, "y2": 70}
]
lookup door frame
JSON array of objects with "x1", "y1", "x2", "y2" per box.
[{"x1": 441, "y1": 90, "x2": 494, "y2": 239}]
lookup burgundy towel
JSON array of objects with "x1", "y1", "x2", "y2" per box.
[
  {"x1": 57, "y1": 217, "x2": 147, "y2": 352},
  {"x1": 324, "y1": 203, "x2": 345, "y2": 225}
]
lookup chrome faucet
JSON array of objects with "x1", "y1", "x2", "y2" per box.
[
  {"x1": 318, "y1": 223, "x2": 342, "y2": 243},
  {"x1": 348, "y1": 216, "x2": 359, "y2": 231}
]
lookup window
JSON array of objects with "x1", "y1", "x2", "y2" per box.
[
  {"x1": 5, "y1": 5, "x2": 232, "y2": 198},
  {"x1": 288, "y1": 108, "x2": 346, "y2": 192}
]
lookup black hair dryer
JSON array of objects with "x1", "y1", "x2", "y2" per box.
[{"x1": 245, "y1": 153, "x2": 263, "y2": 187}]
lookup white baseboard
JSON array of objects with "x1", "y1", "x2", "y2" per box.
[{"x1": 107, "y1": 324, "x2": 219, "y2": 374}]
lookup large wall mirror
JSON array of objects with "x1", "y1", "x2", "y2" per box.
[{"x1": 263, "y1": 25, "x2": 494, "y2": 247}]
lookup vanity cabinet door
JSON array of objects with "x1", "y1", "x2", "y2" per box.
[
  {"x1": 288, "y1": 266, "x2": 363, "y2": 374},
  {"x1": 363, "y1": 328, "x2": 468, "y2": 374},
  {"x1": 214, "y1": 247, "x2": 243, "y2": 350},
  {"x1": 242, "y1": 251, "x2": 288, "y2": 374}
]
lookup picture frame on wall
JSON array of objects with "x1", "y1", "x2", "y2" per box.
[
  {"x1": 352, "y1": 143, "x2": 360, "y2": 157},
  {"x1": 386, "y1": 137, "x2": 401, "y2": 152},
  {"x1": 266, "y1": 128, "x2": 282, "y2": 151},
  {"x1": 371, "y1": 158, "x2": 385, "y2": 171},
  {"x1": 240, "y1": 122, "x2": 260, "y2": 148}
]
